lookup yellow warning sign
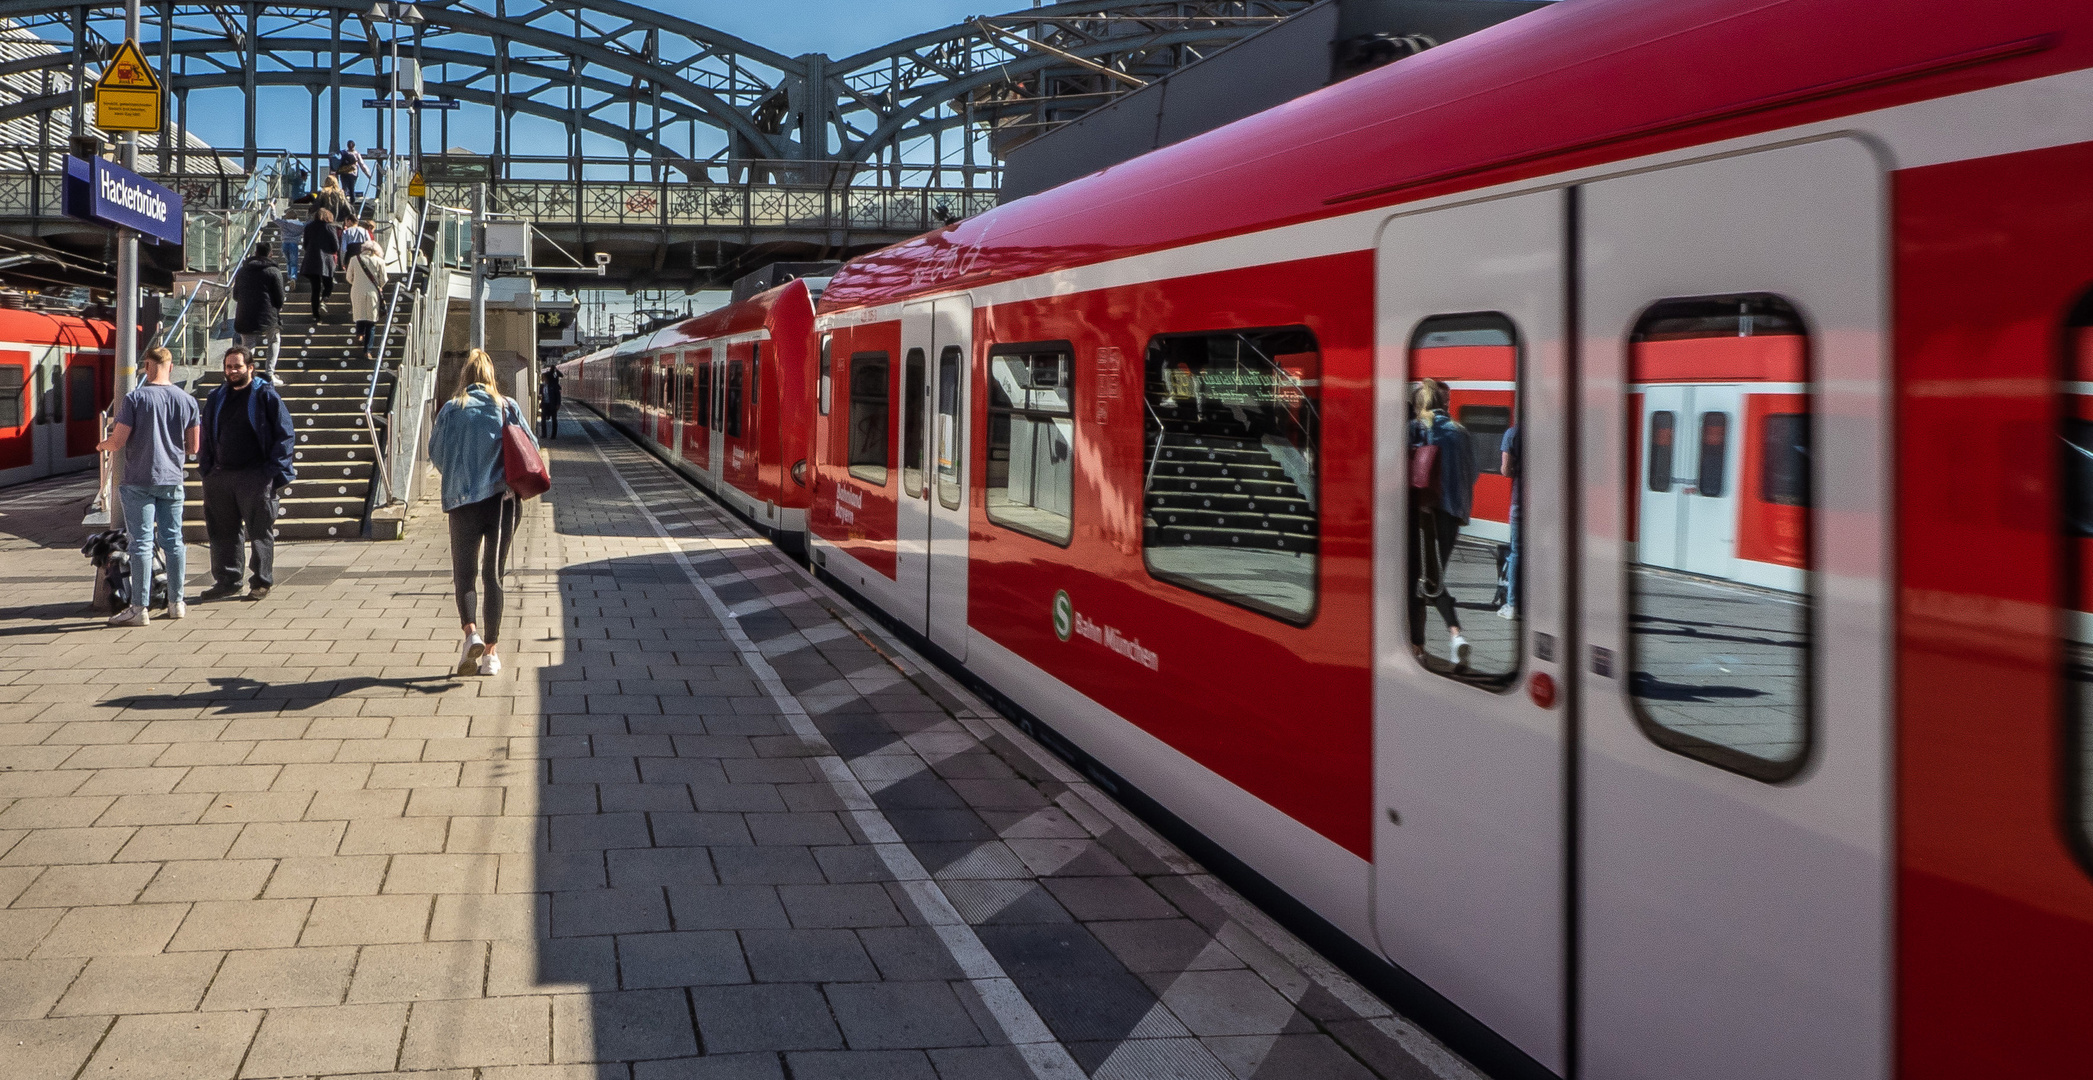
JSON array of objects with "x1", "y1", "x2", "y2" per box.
[
  {"x1": 408, "y1": 172, "x2": 426, "y2": 199},
  {"x1": 92, "y1": 40, "x2": 163, "y2": 132}
]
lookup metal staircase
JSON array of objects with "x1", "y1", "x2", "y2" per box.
[
  {"x1": 1143, "y1": 428, "x2": 1316, "y2": 554},
  {"x1": 179, "y1": 305, "x2": 407, "y2": 541}
]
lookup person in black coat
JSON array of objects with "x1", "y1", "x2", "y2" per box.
[
  {"x1": 301, "y1": 208, "x2": 340, "y2": 320},
  {"x1": 231, "y1": 243, "x2": 288, "y2": 374},
  {"x1": 197, "y1": 345, "x2": 297, "y2": 602}
]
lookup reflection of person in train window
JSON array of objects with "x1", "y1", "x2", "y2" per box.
[
  {"x1": 1498, "y1": 423, "x2": 1519, "y2": 620},
  {"x1": 1409, "y1": 378, "x2": 1480, "y2": 668}
]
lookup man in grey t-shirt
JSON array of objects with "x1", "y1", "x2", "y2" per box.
[{"x1": 96, "y1": 347, "x2": 201, "y2": 627}]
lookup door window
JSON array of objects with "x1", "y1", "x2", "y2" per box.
[
  {"x1": 0, "y1": 364, "x2": 22, "y2": 428},
  {"x1": 818, "y1": 335, "x2": 832, "y2": 415},
  {"x1": 1627, "y1": 294, "x2": 1812, "y2": 781},
  {"x1": 726, "y1": 359, "x2": 745, "y2": 438},
  {"x1": 986, "y1": 343, "x2": 1075, "y2": 544},
  {"x1": 847, "y1": 351, "x2": 890, "y2": 485},
  {"x1": 1141, "y1": 327, "x2": 1320, "y2": 623},
  {"x1": 902, "y1": 348, "x2": 927, "y2": 497},
  {"x1": 67, "y1": 365, "x2": 97, "y2": 421},
  {"x1": 2064, "y1": 291, "x2": 2093, "y2": 855},
  {"x1": 937, "y1": 345, "x2": 963, "y2": 511},
  {"x1": 1408, "y1": 313, "x2": 1521, "y2": 686},
  {"x1": 696, "y1": 356, "x2": 712, "y2": 430}
]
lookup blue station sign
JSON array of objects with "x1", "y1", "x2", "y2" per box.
[{"x1": 61, "y1": 155, "x2": 183, "y2": 246}]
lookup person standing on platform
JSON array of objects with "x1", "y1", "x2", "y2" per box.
[
  {"x1": 301, "y1": 208, "x2": 340, "y2": 321},
  {"x1": 430, "y1": 349, "x2": 539, "y2": 677},
  {"x1": 335, "y1": 141, "x2": 368, "y2": 202},
  {"x1": 198, "y1": 345, "x2": 296, "y2": 603},
  {"x1": 95, "y1": 347, "x2": 199, "y2": 627},
  {"x1": 538, "y1": 364, "x2": 562, "y2": 440},
  {"x1": 231, "y1": 241, "x2": 288, "y2": 375},
  {"x1": 347, "y1": 242, "x2": 388, "y2": 361}
]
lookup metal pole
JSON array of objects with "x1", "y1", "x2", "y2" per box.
[
  {"x1": 109, "y1": 0, "x2": 145, "y2": 533},
  {"x1": 469, "y1": 183, "x2": 486, "y2": 352}
]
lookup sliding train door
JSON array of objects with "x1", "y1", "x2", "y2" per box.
[
  {"x1": 1578, "y1": 137, "x2": 1889, "y2": 1079},
  {"x1": 0, "y1": 349, "x2": 36, "y2": 486},
  {"x1": 892, "y1": 297, "x2": 973, "y2": 656},
  {"x1": 1373, "y1": 188, "x2": 1571, "y2": 1073}
]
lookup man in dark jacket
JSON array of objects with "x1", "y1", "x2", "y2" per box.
[
  {"x1": 538, "y1": 365, "x2": 562, "y2": 440},
  {"x1": 198, "y1": 345, "x2": 297, "y2": 602},
  {"x1": 231, "y1": 242, "x2": 288, "y2": 375}
]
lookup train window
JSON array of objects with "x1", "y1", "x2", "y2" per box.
[
  {"x1": 680, "y1": 360, "x2": 696, "y2": 427},
  {"x1": 696, "y1": 355, "x2": 713, "y2": 430},
  {"x1": 1761, "y1": 414, "x2": 1808, "y2": 506},
  {"x1": 847, "y1": 351, "x2": 890, "y2": 485},
  {"x1": 0, "y1": 365, "x2": 22, "y2": 427},
  {"x1": 1142, "y1": 327, "x2": 1320, "y2": 623},
  {"x1": 67, "y1": 366, "x2": 96, "y2": 422},
  {"x1": 1627, "y1": 293, "x2": 1812, "y2": 782},
  {"x1": 2065, "y1": 291, "x2": 2093, "y2": 859},
  {"x1": 937, "y1": 346, "x2": 963, "y2": 511},
  {"x1": 1409, "y1": 312, "x2": 1522, "y2": 687},
  {"x1": 986, "y1": 342, "x2": 1074, "y2": 545},
  {"x1": 726, "y1": 360, "x2": 745, "y2": 438},
  {"x1": 1647, "y1": 412, "x2": 1676, "y2": 491},
  {"x1": 751, "y1": 345, "x2": 761, "y2": 431},
  {"x1": 819, "y1": 336, "x2": 832, "y2": 415},
  {"x1": 1696, "y1": 412, "x2": 1729, "y2": 498},
  {"x1": 902, "y1": 349, "x2": 927, "y2": 497}
]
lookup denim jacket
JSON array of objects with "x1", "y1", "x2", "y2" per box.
[
  {"x1": 1410, "y1": 413, "x2": 1479, "y2": 524},
  {"x1": 430, "y1": 386, "x2": 534, "y2": 511}
]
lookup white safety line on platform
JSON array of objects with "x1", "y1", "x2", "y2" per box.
[{"x1": 579, "y1": 422, "x2": 1089, "y2": 1080}]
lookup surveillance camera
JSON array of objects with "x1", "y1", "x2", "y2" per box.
[{"x1": 593, "y1": 252, "x2": 611, "y2": 266}]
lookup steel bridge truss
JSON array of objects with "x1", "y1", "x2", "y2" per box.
[{"x1": 0, "y1": 0, "x2": 1313, "y2": 186}]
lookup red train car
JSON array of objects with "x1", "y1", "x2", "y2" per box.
[
  {"x1": 561, "y1": 278, "x2": 819, "y2": 542},
  {"x1": 0, "y1": 307, "x2": 118, "y2": 489},
  {"x1": 789, "y1": 1, "x2": 2093, "y2": 1077}
]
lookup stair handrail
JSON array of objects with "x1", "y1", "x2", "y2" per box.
[
  {"x1": 381, "y1": 217, "x2": 458, "y2": 509},
  {"x1": 159, "y1": 150, "x2": 293, "y2": 377},
  {"x1": 360, "y1": 192, "x2": 438, "y2": 505}
]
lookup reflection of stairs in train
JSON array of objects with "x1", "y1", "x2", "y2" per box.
[
  {"x1": 1142, "y1": 428, "x2": 1315, "y2": 553},
  {"x1": 179, "y1": 302, "x2": 405, "y2": 542}
]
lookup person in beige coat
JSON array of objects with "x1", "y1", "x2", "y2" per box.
[{"x1": 346, "y1": 235, "x2": 388, "y2": 361}]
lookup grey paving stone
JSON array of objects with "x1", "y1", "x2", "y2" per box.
[
  {"x1": 649, "y1": 812, "x2": 753, "y2": 848},
  {"x1": 31, "y1": 903, "x2": 189, "y2": 957},
  {"x1": 517, "y1": 850, "x2": 610, "y2": 892},
  {"x1": 739, "y1": 927, "x2": 877, "y2": 983},
  {"x1": 786, "y1": 1049, "x2": 937, "y2": 1080},
  {"x1": 606, "y1": 847, "x2": 718, "y2": 889},
  {"x1": 928, "y1": 1045, "x2": 1040, "y2": 1080},
  {"x1": 1090, "y1": 920, "x2": 1247, "y2": 974},
  {"x1": 632, "y1": 1052, "x2": 785, "y2": 1080},
  {"x1": 688, "y1": 783, "x2": 787, "y2": 813},
  {"x1": 710, "y1": 846, "x2": 824, "y2": 885},
  {"x1": 552, "y1": 886, "x2": 671, "y2": 936},
  {"x1": 665, "y1": 884, "x2": 791, "y2": 931},
  {"x1": 554, "y1": 988, "x2": 699, "y2": 1062},
  {"x1": 616, "y1": 929, "x2": 749, "y2": 988},
  {"x1": 240, "y1": 1002, "x2": 408, "y2": 1078},
  {"x1": 400, "y1": 995, "x2": 552, "y2": 1069},
  {"x1": 201, "y1": 946, "x2": 359, "y2": 1010},
  {"x1": 1205, "y1": 1033, "x2": 1381, "y2": 1080},
  {"x1": 550, "y1": 811, "x2": 653, "y2": 851},
  {"x1": 489, "y1": 935, "x2": 618, "y2": 995},
  {"x1": 934, "y1": 879, "x2": 1073, "y2": 925},
  {"x1": 857, "y1": 927, "x2": 967, "y2": 982},
  {"x1": 688, "y1": 984, "x2": 842, "y2": 1053},
  {"x1": 12, "y1": 862, "x2": 161, "y2": 907},
  {"x1": 1069, "y1": 1036, "x2": 1235, "y2": 1080},
  {"x1": 811, "y1": 845, "x2": 897, "y2": 884},
  {"x1": 138, "y1": 859, "x2": 275, "y2": 903},
  {"x1": 777, "y1": 883, "x2": 906, "y2": 928},
  {"x1": 1143, "y1": 969, "x2": 1315, "y2": 1038},
  {"x1": 83, "y1": 1009, "x2": 263, "y2": 1080},
  {"x1": 348, "y1": 940, "x2": 489, "y2": 1002},
  {"x1": 0, "y1": 957, "x2": 85, "y2": 1019},
  {"x1": 600, "y1": 782, "x2": 697, "y2": 813},
  {"x1": 1043, "y1": 875, "x2": 1181, "y2": 922},
  {"x1": 167, "y1": 898, "x2": 314, "y2": 951},
  {"x1": 824, "y1": 981, "x2": 986, "y2": 1050},
  {"x1": 0, "y1": 1015, "x2": 111, "y2": 1079},
  {"x1": 745, "y1": 812, "x2": 851, "y2": 847}
]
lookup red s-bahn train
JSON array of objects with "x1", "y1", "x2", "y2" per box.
[
  {"x1": 0, "y1": 308, "x2": 119, "y2": 490},
  {"x1": 564, "y1": 0, "x2": 2093, "y2": 1075}
]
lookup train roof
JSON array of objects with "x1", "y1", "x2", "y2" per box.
[
  {"x1": 0, "y1": 306, "x2": 116, "y2": 348},
  {"x1": 820, "y1": 0, "x2": 2090, "y2": 313}
]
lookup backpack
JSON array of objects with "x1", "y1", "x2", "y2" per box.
[
  {"x1": 335, "y1": 149, "x2": 358, "y2": 174},
  {"x1": 82, "y1": 530, "x2": 168, "y2": 609}
]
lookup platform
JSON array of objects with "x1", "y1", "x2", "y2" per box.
[{"x1": 0, "y1": 410, "x2": 1472, "y2": 1080}]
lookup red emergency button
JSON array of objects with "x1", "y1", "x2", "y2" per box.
[{"x1": 1529, "y1": 671, "x2": 1557, "y2": 710}]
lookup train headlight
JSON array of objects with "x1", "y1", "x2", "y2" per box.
[{"x1": 790, "y1": 459, "x2": 808, "y2": 487}]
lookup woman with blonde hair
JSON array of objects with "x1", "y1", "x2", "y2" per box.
[
  {"x1": 429, "y1": 349, "x2": 539, "y2": 675},
  {"x1": 1408, "y1": 377, "x2": 1480, "y2": 668}
]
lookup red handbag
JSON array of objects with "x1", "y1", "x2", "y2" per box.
[
  {"x1": 1409, "y1": 441, "x2": 1439, "y2": 490},
  {"x1": 501, "y1": 404, "x2": 551, "y2": 500}
]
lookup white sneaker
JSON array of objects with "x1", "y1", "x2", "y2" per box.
[
  {"x1": 457, "y1": 632, "x2": 485, "y2": 676},
  {"x1": 1496, "y1": 604, "x2": 1516, "y2": 621},
  {"x1": 107, "y1": 605, "x2": 148, "y2": 627},
  {"x1": 167, "y1": 600, "x2": 186, "y2": 620},
  {"x1": 477, "y1": 652, "x2": 502, "y2": 677},
  {"x1": 1451, "y1": 633, "x2": 1471, "y2": 669}
]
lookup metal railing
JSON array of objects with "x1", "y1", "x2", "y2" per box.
[
  {"x1": 368, "y1": 202, "x2": 463, "y2": 511},
  {"x1": 361, "y1": 185, "x2": 436, "y2": 507},
  {"x1": 421, "y1": 178, "x2": 999, "y2": 232},
  {"x1": 159, "y1": 152, "x2": 295, "y2": 374}
]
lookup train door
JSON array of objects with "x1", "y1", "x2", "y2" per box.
[
  {"x1": 894, "y1": 303, "x2": 936, "y2": 635},
  {"x1": 1373, "y1": 188, "x2": 1569, "y2": 1073},
  {"x1": 64, "y1": 349, "x2": 111, "y2": 461},
  {"x1": 1578, "y1": 139, "x2": 1888, "y2": 1079},
  {"x1": 0, "y1": 349, "x2": 35, "y2": 484},
  {"x1": 926, "y1": 298, "x2": 971, "y2": 659},
  {"x1": 708, "y1": 345, "x2": 727, "y2": 484},
  {"x1": 1634, "y1": 385, "x2": 1742, "y2": 579}
]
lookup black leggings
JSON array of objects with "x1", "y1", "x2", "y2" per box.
[
  {"x1": 306, "y1": 274, "x2": 332, "y2": 317},
  {"x1": 1409, "y1": 506, "x2": 1463, "y2": 644},
  {"x1": 449, "y1": 494, "x2": 517, "y2": 644}
]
